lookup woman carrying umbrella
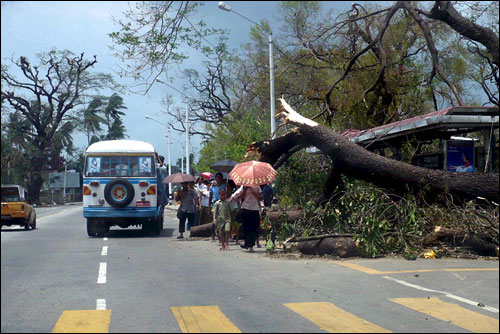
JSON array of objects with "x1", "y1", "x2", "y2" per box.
[
  {"x1": 230, "y1": 185, "x2": 263, "y2": 252},
  {"x1": 229, "y1": 161, "x2": 277, "y2": 252}
]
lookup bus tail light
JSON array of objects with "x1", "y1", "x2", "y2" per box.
[
  {"x1": 83, "y1": 186, "x2": 91, "y2": 196},
  {"x1": 90, "y1": 181, "x2": 100, "y2": 187},
  {"x1": 139, "y1": 181, "x2": 149, "y2": 187},
  {"x1": 147, "y1": 186, "x2": 156, "y2": 195}
]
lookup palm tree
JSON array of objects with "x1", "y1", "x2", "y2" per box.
[
  {"x1": 103, "y1": 93, "x2": 127, "y2": 130},
  {"x1": 104, "y1": 117, "x2": 127, "y2": 140},
  {"x1": 81, "y1": 97, "x2": 106, "y2": 145}
]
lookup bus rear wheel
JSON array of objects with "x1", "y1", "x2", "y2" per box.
[{"x1": 87, "y1": 219, "x2": 97, "y2": 236}]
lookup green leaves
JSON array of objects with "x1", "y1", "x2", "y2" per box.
[
  {"x1": 109, "y1": 1, "x2": 228, "y2": 82},
  {"x1": 273, "y1": 176, "x2": 431, "y2": 258}
]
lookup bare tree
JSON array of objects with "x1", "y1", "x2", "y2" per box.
[
  {"x1": 1, "y1": 50, "x2": 113, "y2": 202},
  {"x1": 275, "y1": 1, "x2": 498, "y2": 127}
]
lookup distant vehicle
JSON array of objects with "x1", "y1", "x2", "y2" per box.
[
  {"x1": 1, "y1": 184, "x2": 37, "y2": 230},
  {"x1": 83, "y1": 140, "x2": 163, "y2": 236}
]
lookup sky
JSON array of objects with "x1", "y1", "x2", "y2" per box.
[{"x1": 1, "y1": 1, "x2": 353, "y2": 166}]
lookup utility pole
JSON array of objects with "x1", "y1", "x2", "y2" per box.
[
  {"x1": 63, "y1": 159, "x2": 67, "y2": 204},
  {"x1": 186, "y1": 105, "x2": 190, "y2": 175}
]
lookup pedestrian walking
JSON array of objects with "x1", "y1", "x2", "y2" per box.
[
  {"x1": 227, "y1": 180, "x2": 240, "y2": 245},
  {"x1": 212, "y1": 188, "x2": 232, "y2": 251},
  {"x1": 175, "y1": 182, "x2": 199, "y2": 239},
  {"x1": 230, "y1": 185, "x2": 263, "y2": 252},
  {"x1": 189, "y1": 180, "x2": 200, "y2": 228},
  {"x1": 209, "y1": 172, "x2": 226, "y2": 241}
]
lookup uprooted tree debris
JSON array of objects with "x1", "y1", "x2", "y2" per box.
[{"x1": 245, "y1": 99, "x2": 499, "y2": 258}]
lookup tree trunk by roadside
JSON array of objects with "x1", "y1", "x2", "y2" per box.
[
  {"x1": 189, "y1": 222, "x2": 213, "y2": 238},
  {"x1": 267, "y1": 210, "x2": 303, "y2": 227},
  {"x1": 297, "y1": 237, "x2": 361, "y2": 257},
  {"x1": 422, "y1": 226, "x2": 498, "y2": 256}
]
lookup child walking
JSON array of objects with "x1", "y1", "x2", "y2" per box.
[{"x1": 212, "y1": 188, "x2": 232, "y2": 250}]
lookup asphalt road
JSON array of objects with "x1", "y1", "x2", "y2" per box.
[{"x1": 1, "y1": 204, "x2": 498, "y2": 333}]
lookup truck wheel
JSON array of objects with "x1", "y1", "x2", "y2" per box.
[
  {"x1": 24, "y1": 218, "x2": 30, "y2": 230},
  {"x1": 96, "y1": 224, "x2": 109, "y2": 237},
  {"x1": 152, "y1": 218, "x2": 161, "y2": 236},
  {"x1": 141, "y1": 221, "x2": 150, "y2": 234},
  {"x1": 87, "y1": 219, "x2": 97, "y2": 237},
  {"x1": 31, "y1": 216, "x2": 36, "y2": 230}
]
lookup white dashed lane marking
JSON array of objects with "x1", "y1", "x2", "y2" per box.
[
  {"x1": 97, "y1": 262, "x2": 107, "y2": 284},
  {"x1": 96, "y1": 299, "x2": 106, "y2": 310}
]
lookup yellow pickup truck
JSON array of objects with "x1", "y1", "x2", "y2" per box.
[{"x1": 1, "y1": 184, "x2": 36, "y2": 230}]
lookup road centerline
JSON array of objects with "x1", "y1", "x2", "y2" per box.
[
  {"x1": 96, "y1": 299, "x2": 106, "y2": 310},
  {"x1": 97, "y1": 262, "x2": 107, "y2": 284}
]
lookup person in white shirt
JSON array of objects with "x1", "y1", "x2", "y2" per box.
[
  {"x1": 196, "y1": 177, "x2": 211, "y2": 225},
  {"x1": 230, "y1": 185, "x2": 263, "y2": 252}
]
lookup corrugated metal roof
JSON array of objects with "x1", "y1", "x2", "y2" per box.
[{"x1": 341, "y1": 106, "x2": 499, "y2": 145}]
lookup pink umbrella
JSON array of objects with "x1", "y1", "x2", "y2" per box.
[
  {"x1": 200, "y1": 172, "x2": 213, "y2": 180},
  {"x1": 229, "y1": 160, "x2": 277, "y2": 187}
]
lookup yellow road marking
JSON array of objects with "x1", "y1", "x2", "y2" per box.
[
  {"x1": 171, "y1": 306, "x2": 241, "y2": 333},
  {"x1": 333, "y1": 261, "x2": 499, "y2": 275},
  {"x1": 52, "y1": 310, "x2": 111, "y2": 333},
  {"x1": 332, "y1": 262, "x2": 385, "y2": 274},
  {"x1": 390, "y1": 297, "x2": 499, "y2": 333},
  {"x1": 283, "y1": 302, "x2": 391, "y2": 333}
]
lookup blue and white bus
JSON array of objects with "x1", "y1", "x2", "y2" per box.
[{"x1": 83, "y1": 140, "x2": 163, "y2": 236}]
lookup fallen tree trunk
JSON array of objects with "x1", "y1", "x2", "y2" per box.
[
  {"x1": 246, "y1": 98, "x2": 499, "y2": 204},
  {"x1": 267, "y1": 209, "x2": 303, "y2": 225},
  {"x1": 422, "y1": 226, "x2": 498, "y2": 256},
  {"x1": 297, "y1": 237, "x2": 361, "y2": 257},
  {"x1": 189, "y1": 222, "x2": 213, "y2": 238}
]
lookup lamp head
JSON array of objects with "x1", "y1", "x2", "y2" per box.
[{"x1": 218, "y1": 2, "x2": 231, "y2": 11}]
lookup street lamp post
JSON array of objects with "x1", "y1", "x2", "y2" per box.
[
  {"x1": 155, "y1": 77, "x2": 191, "y2": 174},
  {"x1": 186, "y1": 105, "x2": 190, "y2": 175},
  {"x1": 63, "y1": 160, "x2": 67, "y2": 204},
  {"x1": 218, "y1": 1, "x2": 276, "y2": 139},
  {"x1": 181, "y1": 144, "x2": 184, "y2": 173}
]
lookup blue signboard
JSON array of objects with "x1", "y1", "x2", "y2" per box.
[{"x1": 446, "y1": 139, "x2": 474, "y2": 173}]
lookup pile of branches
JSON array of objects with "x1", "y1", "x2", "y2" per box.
[{"x1": 271, "y1": 180, "x2": 499, "y2": 258}]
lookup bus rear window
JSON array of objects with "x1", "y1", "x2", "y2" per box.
[{"x1": 85, "y1": 156, "x2": 155, "y2": 177}]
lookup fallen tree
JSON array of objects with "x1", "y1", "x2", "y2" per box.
[
  {"x1": 422, "y1": 226, "x2": 498, "y2": 256},
  {"x1": 189, "y1": 222, "x2": 213, "y2": 238},
  {"x1": 246, "y1": 99, "x2": 498, "y2": 257},
  {"x1": 247, "y1": 98, "x2": 499, "y2": 205}
]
